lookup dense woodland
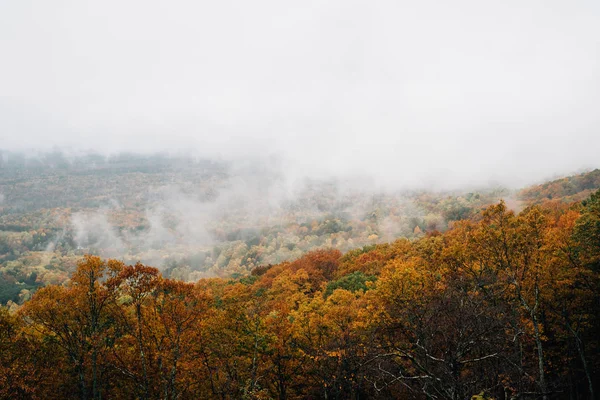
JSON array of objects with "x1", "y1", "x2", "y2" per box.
[
  {"x1": 1, "y1": 183, "x2": 599, "y2": 399},
  {"x1": 4, "y1": 152, "x2": 599, "y2": 309},
  {"x1": 1, "y1": 151, "x2": 517, "y2": 306}
]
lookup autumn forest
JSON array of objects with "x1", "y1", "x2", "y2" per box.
[{"x1": 1, "y1": 154, "x2": 600, "y2": 399}]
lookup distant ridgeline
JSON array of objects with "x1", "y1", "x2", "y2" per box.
[
  {"x1": 1, "y1": 187, "x2": 599, "y2": 399},
  {"x1": 518, "y1": 168, "x2": 600, "y2": 205},
  {"x1": 0, "y1": 150, "x2": 226, "y2": 213}
]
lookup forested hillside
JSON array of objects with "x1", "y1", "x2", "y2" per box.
[
  {"x1": 0, "y1": 151, "x2": 512, "y2": 306},
  {"x1": 1, "y1": 189, "x2": 599, "y2": 399},
  {"x1": 518, "y1": 169, "x2": 600, "y2": 206}
]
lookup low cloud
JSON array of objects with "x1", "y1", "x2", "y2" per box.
[{"x1": 0, "y1": 1, "x2": 598, "y2": 189}]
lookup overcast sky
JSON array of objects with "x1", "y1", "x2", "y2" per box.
[{"x1": 1, "y1": 0, "x2": 599, "y2": 188}]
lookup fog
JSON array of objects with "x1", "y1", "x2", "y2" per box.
[
  {"x1": 1, "y1": 0, "x2": 599, "y2": 189},
  {"x1": 0, "y1": 149, "x2": 445, "y2": 271}
]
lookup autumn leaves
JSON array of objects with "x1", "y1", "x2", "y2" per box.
[{"x1": 1, "y1": 192, "x2": 599, "y2": 399}]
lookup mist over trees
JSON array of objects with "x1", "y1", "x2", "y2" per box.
[
  {"x1": 1, "y1": 187, "x2": 599, "y2": 399},
  {"x1": 2, "y1": 152, "x2": 599, "y2": 398},
  {"x1": 0, "y1": 150, "x2": 517, "y2": 305}
]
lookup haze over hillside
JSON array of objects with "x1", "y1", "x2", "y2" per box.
[
  {"x1": 1, "y1": 160, "x2": 599, "y2": 399},
  {"x1": 2, "y1": 148, "x2": 599, "y2": 306}
]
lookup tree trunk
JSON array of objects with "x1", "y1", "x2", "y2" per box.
[
  {"x1": 531, "y1": 312, "x2": 548, "y2": 400},
  {"x1": 530, "y1": 286, "x2": 548, "y2": 400},
  {"x1": 78, "y1": 357, "x2": 87, "y2": 400},
  {"x1": 136, "y1": 303, "x2": 149, "y2": 399},
  {"x1": 92, "y1": 346, "x2": 98, "y2": 400},
  {"x1": 571, "y1": 327, "x2": 594, "y2": 399}
]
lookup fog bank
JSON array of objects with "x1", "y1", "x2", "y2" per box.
[{"x1": 1, "y1": 0, "x2": 599, "y2": 189}]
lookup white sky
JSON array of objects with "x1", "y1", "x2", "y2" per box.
[{"x1": 1, "y1": 0, "x2": 599, "y2": 188}]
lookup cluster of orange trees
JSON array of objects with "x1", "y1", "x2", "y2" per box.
[{"x1": 1, "y1": 191, "x2": 599, "y2": 399}]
